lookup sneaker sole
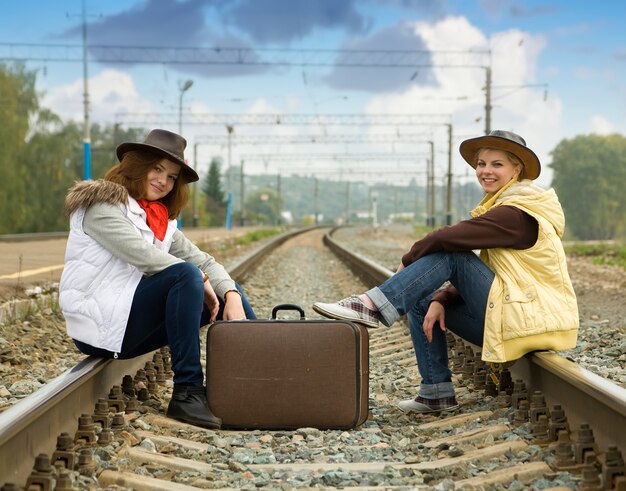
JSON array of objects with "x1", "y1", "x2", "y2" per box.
[
  {"x1": 312, "y1": 303, "x2": 380, "y2": 329},
  {"x1": 397, "y1": 402, "x2": 460, "y2": 414}
]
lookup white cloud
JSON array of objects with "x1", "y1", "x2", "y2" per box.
[
  {"x1": 589, "y1": 115, "x2": 615, "y2": 134},
  {"x1": 41, "y1": 69, "x2": 153, "y2": 125},
  {"x1": 364, "y1": 15, "x2": 561, "y2": 187}
]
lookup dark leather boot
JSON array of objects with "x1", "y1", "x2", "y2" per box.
[{"x1": 166, "y1": 385, "x2": 222, "y2": 429}]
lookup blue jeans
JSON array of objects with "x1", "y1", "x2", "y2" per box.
[
  {"x1": 366, "y1": 252, "x2": 494, "y2": 398},
  {"x1": 74, "y1": 262, "x2": 256, "y2": 386}
]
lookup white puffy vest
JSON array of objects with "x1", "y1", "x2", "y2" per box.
[{"x1": 59, "y1": 198, "x2": 177, "y2": 353}]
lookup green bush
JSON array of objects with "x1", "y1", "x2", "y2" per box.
[{"x1": 234, "y1": 228, "x2": 283, "y2": 246}]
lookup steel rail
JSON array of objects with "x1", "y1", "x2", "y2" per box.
[
  {"x1": 324, "y1": 226, "x2": 626, "y2": 451},
  {"x1": 0, "y1": 226, "x2": 311, "y2": 485},
  {"x1": 3, "y1": 225, "x2": 624, "y2": 485}
]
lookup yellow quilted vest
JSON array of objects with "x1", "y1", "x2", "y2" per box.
[{"x1": 471, "y1": 180, "x2": 579, "y2": 363}]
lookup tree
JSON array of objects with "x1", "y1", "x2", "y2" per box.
[
  {"x1": 0, "y1": 64, "x2": 40, "y2": 233},
  {"x1": 244, "y1": 189, "x2": 283, "y2": 225},
  {"x1": 202, "y1": 157, "x2": 227, "y2": 226},
  {"x1": 19, "y1": 117, "x2": 82, "y2": 232},
  {"x1": 550, "y1": 133, "x2": 626, "y2": 240}
]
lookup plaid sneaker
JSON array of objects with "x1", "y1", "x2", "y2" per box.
[
  {"x1": 312, "y1": 295, "x2": 381, "y2": 329},
  {"x1": 397, "y1": 395, "x2": 459, "y2": 414}
]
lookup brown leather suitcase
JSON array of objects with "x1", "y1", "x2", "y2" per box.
[{"x1": 206, "y1": 304, "x2": 369, "y2": 429}]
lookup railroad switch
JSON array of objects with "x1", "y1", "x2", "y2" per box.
[{"x1": 25, "y1": 454, "x2": 55, "y2": 491}]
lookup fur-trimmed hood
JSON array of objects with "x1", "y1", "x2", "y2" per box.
[{"x1": 64, "y1": 180, "x2": 129, "y2": 218}]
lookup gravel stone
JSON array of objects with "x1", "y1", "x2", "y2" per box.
[{"x1": 1, "y1": 226, "x2": 622, "y2": 490}]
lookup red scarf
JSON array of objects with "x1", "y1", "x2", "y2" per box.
[{"x1": 137, "y1": 199, "x2": 169, "y2": 241}]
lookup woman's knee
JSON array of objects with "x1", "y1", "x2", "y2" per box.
[
  {"x1": 167, "y1": 262, "x2": 204, "y2": 287},
  {"x1": 410, "y1": 297, "x2": 431, "y2": 317},
  {"x1": 169, "y1": 261, "x2": 202, "y2": 279}
]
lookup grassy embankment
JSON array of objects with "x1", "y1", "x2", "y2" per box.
[{"x1": 564, "y1": 242, "x2": 626, "y2": 269}]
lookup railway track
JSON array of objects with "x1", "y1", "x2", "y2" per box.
[{"x1": 1, "y1": 226, "x2": 625, "y2": 489}]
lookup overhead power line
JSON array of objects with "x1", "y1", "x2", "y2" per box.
[
  {"x1": 194, "y1": 133, "x2": 433, "y2": 145},
  {"x1": 115, "y1": 112, "x2": 451, "y2": 126},
  {"x1": 240, "y1": 153, "x2": 429, "y2": 161},
  {"x1": 0, "y1": 43, "x2": 490, "y2": 67}
]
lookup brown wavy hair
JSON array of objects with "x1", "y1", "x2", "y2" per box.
[{"x1": 104, "y1": 150, "x2": 189, "y2": 219}]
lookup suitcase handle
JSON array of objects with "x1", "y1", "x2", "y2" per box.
[{"x1": 271, "y1": 304, "x2": 306, "y2": 320}]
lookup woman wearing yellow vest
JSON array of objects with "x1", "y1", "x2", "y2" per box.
[{"x1": 313, "y1": 130, "x2": 578, "y2": 414}]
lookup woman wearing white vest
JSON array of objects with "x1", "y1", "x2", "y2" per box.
[
  {"x1": 313, "y1": 130, "x2": 578, "y2": 414},
  {"x1": 60, "y1": 129, "x2": 256, "y2": 429}
]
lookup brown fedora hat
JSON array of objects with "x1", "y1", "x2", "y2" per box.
[
  {"x1": 459, "y1": 130, "x2": 541, "y2": 180},
  {"x1": 116, "y1": 129, "x2": 199, "y2": 182}
]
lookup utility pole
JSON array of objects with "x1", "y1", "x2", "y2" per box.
[
  {"x1": 192, "y1": 143, "x2": 199, "y2": 227},
  {"x1": 276, "y1": 173, "x2": 282, "y2": 225},
  {"x1": 225, "y1": 124, "x2": 234, "y2": 229},
  {"x1": 484, "y1": 66, "x2": 492, "y2": 134},
  {"x1": 446, "y1": 123, "x2": 453, "y2": 225},
  {"x1": 239, "y1": 158, "x2": 245, "y2": 226},
  {"x1": 345, "y1": 181, "x2": 351, "y2": 225},
  {"x1": 226, "y1": 125, "x2": 234, "y2": 192},
  {"x1": 314, "y1": 177, "x2": 319, "y2": 225},
  {"x1": 428, "y1": 141, "x2": 435, "y2": 227},
  {"x1": 81, "y1": 0, "x2": 91, "y2": 180},
  {"x1": 176, "y1": 79, "x2": 193, "y2": 229}
]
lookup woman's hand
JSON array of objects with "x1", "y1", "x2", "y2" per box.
[
  {"x1": 203, "y1": 281, "x2": 220, "y2": 322},
  {"x1": 222, "y1": 290, "x2": 246, "y2": 320},
  {"x1": 396, "y1": 263, "x2": 405, "y2": 273},
  {"x1": 422, "y1": 301, "x2": 446, "y2": 343}
]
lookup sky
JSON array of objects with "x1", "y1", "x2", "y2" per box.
[{"x1": 1, "y1": 0, "x2": 625, "y2": 189}]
